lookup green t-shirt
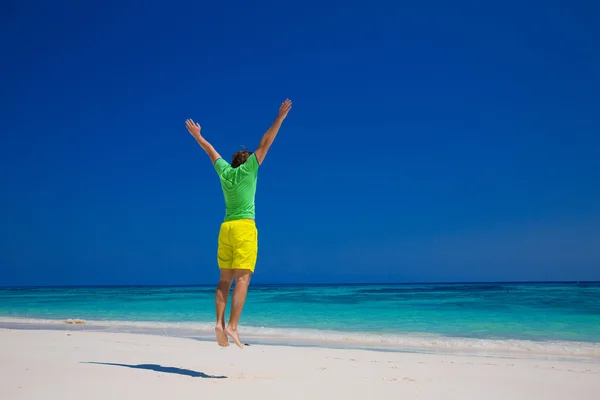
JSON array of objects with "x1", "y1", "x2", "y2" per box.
[{"x1": 214, "y1": 153, "x2": 259, "y2": 221}]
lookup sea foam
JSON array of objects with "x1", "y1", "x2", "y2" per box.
[{"x1": 1, "y1": 316, "x2": 598, "y2": 360}]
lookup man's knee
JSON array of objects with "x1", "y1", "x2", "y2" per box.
[
  {"x1": 219, "y1": 269, "x2": 235, "y2": 283},
  {"x1": 234, "y1": 269, "x2": 252, "y2": 284}
]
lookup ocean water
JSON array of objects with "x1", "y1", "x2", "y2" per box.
[{"x1": 1, "y1": 283, "x2": 599, "y2": 358}]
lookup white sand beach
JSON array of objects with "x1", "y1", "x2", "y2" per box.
[{"x1": 1, "y1": 329, "x2": 598, "y2": 400}]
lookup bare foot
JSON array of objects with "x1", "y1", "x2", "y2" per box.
[
  {"x1": 215, "y1": 324, "x2": 229, "y2": 347},
  {"x1": 225, "y1": 326, "x2": 244, "y2": 349}
]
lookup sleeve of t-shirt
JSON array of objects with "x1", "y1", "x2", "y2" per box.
[
  {"x1": 214, "y1": 158, "x2": 232, "y2": 176},
  {"x1": 239, "y1": 153, "x2": 259, "y2": 174}
]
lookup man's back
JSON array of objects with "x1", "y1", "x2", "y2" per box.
[{"x1": 214, "y1": 153, "x2": 260, "y2": 222}]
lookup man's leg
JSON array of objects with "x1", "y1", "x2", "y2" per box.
[
  {"x1": 215, "y1": 269, "x2": 234, "y2": 347},
  {"x1": 225, "y1": 269, "x2": 252, "y2": 349}
]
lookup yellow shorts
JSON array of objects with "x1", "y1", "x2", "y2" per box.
[{"x1": 217, "y1": 219, "x2": 258, "y2": 273}]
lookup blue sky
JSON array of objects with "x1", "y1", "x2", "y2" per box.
[{"x1": 1, "y1": 0, "x2": 599, "y2": 285}]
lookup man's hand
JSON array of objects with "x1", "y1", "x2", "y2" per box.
[
  {"x1": 278, "y1": 99, "x2": 292, "y2": 121},
  {"x1": 185, "y1": 118, "x2": 221, "y2": 163},
  {"x1": 186, "y1": 119, "x2": 202, "y2": 141}
]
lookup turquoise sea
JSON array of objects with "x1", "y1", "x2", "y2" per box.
[{"x1": 1, "y1": 283, "x2": 599, "y2": 357}]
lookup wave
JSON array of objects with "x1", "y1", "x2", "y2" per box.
[{"x1": 1, "y1": 316, "x2": 599, "y2": 360}]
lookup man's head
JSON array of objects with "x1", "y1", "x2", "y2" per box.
[{"x1": 232, "y1": 150, "x2": 253, "y2": 168}]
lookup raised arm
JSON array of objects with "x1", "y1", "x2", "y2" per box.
[
  {"x1": 254, "y1": 99, "x2": 292, "y2": 165},
  {"x1": 185, "y1": 119, "x2": 221, "y2": 164}
]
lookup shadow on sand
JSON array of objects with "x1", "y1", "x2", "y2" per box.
[{"x1": 83, "y1": 362, "x2": 227, "y2": 379}]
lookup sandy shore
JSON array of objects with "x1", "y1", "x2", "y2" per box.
[{"x1": 1, "y1": 329, "x2": 598, "y2": 400}]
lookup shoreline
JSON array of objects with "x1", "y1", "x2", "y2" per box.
[
  {"x1": 2, "y1": 328, "x2": 599, "y2": 400},
  {"x1": 2, "y1": 316, "x2": 599, "y2": 361}
]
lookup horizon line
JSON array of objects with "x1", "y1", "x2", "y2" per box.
[{"x1": 1, "y1": 280, "x2": 599, "y2": 289}]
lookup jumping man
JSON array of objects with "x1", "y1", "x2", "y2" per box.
[{"x1": 185, "y1": 99, "x2": 292, "y2": 348}]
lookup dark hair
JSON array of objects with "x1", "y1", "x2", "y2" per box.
[{"x1": 231, "y1": 150, "x2": 253, "y2": 168}]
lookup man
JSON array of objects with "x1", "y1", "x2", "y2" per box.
[{"x1": 185, "y1": 99, "x2": 292, "y2": 349}]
